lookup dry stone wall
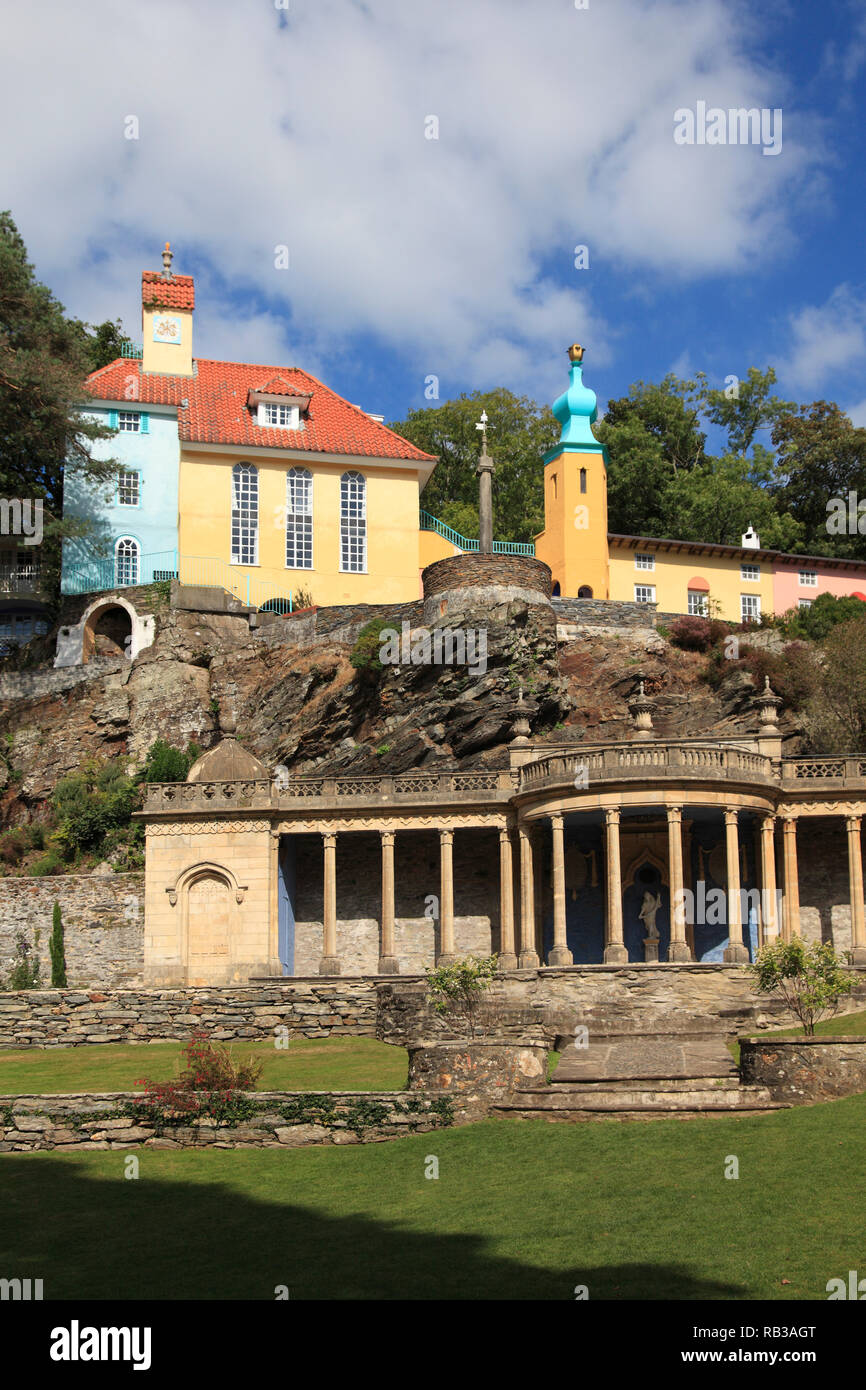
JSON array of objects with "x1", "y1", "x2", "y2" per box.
[
  {"x1": 739, "y1": 1036, "x2": 866, "y2": 1103},
  {"x1": 0, "y1": 872, "x2": 144, "y2": 987},
  {"x1": 0, "y1": 1089, "x2": 453, "y2": 1151},
  {"x1": 0, "y1": 981, "x2": 379, "y2": 1049}
]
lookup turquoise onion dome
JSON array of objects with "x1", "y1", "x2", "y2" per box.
[{"x1": 552, "y1": 344, "x2": 598, "y2": 446}]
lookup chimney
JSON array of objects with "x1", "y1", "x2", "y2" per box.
[{"x1": 741, "y1": 523, "x2": 760, "y2": 549}]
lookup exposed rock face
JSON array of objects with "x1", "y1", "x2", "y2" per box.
[{"x1": 0, "y1": 597, "x2": 792, "y2": 822}]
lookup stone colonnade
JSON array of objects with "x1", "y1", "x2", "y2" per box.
[{"x1": 308, "y1": 804, "x2": 866, "y2": 974}]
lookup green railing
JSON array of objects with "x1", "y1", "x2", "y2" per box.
[
  {"x1": 120, "y1": 341, "x2": 143, "y2": 359},
  {"x1": 419, "y1": 509, "x2": 535, "y2": 556},
  {"x1": 61, "y1": 550, "x2": 294, "y2": 613}
]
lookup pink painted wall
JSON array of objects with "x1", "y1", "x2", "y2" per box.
[{"x1": 773, "y1": 564, "x2": 866, "y2": 615}]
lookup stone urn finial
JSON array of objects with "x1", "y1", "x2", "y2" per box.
[
  {"x1": 219, "y1": 705, "x2": 237, "y2": 738},
  {"x1": 757, "y1": 675, "x2": 782, "y2": 733},
  {"x1": 628, "y1": 680, "x2": 657, "y2": 741},
  {"x1": 510, "y1": 684, "x2": 537, "y2": 746}
]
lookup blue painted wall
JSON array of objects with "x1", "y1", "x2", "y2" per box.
[
  {"x1": 278, "y1": 837, "x2": 296, "y2": 976},
  {"x1": 61, "y1": 406, "x2": 180, "y2": 592}
]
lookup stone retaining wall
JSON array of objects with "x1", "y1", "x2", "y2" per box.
[
  {"x1": 0, "y1": 982, "x2": 379, "y2": 1049},
  {"x1": 0, "y1": 655, "x2": 124, "y2": 701},
  {"x1": 738, "y1": 1036, "x2": 866, "y2": 1104},
  {"x1": 551, "y1": 598, "x2": 659, "y2": 628},
  {"x1": 0, "y1": 873, "x2": 145, "y2": 988},
  {"x1": 377, "y1": 967, "x2": 866, "y2": 1045},
  {"x1": 0, "y1": 1089, "x2": 453, "y2": 1151},
  {"x1": 422, "y1": 553, "x2": 552, "y2": 600}
]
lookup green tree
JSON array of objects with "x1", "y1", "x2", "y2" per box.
[
  {"x1": 0, "y1": 212, "x2": 120, "y2": 595},
  {"x1": 801, "y1": 614, "x2": 866, "y2": 753},
  {"x1": 751, "y1": 937, "x2": 855, "y2": 1034},
  {"x1": 771, "y1": 402, "x2": 866, "y2": 558},
  {"x1": 140, "y1": 739, "x2": 201, "y2": 784},
  {"x1": 391, "y1": 389, "x2": 559, "y2": 543},
  {"x1": 662, "y1": 454, "x2": 804, "y2": 550},
  {"x1": 79, "y1": 317, "x2": 128, "y2": 373},
  {"x1": 49, "y1": 900, "x2": 67, "y2": 986},
  {"x1": 696, "y1": 366, "x2": 794, "y2": 458}
]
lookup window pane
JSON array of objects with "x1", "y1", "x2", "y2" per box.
[
  {"x1": 340, "y1": 471, "x2": 366, "y2": 573},
  {"x1": 286, "y1": 468, "x2": 313, "y2": 569},
  {"x1": 115, "y1": 537, "x2": 139, "y2": 586},
  {"x1": 231, "y1": 464, "x2": 259, "y2": 565}
]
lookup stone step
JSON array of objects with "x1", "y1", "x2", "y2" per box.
[
  {"x1": 551, "y1": 1076, "x2": 741, "y2": 1094},
  {"x1": 493, "y1": 1085, "x2": 782, "y2": 1117},
  {"x1": 553, "y1": 1037, "x2": 736, "y2": 1083}
]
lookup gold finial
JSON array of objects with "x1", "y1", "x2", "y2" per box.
[{"x1": 567, "y1": 343, "x2": 585, "y2": 362}]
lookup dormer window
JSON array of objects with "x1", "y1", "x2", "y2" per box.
[{"x1": 259, "y1": 402, "x2": 300, "y2": 429}]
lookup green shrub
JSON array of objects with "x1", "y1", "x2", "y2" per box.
[
  {"x1": 2, "y1": 929, "x2": 41, "y2": 989},
  {"x1": 669, "y1": 616, "x2": 713, "y2": 651},
  {"x1": 425, "y1": 954, "x2": 500, "y2": 1038},
  {"x1": 782, "y1": 592, "x2": 866, "y2": 642},
  {"x1": 350, "y1": 618, "x2": 394, "y2": 673},
  {"x1": 751, "y1": 937, "x2": 855, "y2": 1035},
  {"x1": 27, "y1": 848, "x2": 64, "y2": 877},
  {"x1": 0, "y1": 826, "x2": 30, "y2": 865},
  {"x1": 140, "y1": 739, "x2": 200, "y2": 784},
  {"x1": 49, "y1": 901, "x2": 66, "y2": 987},
  {"x1": 50, "y1": 758, "x2": 140, "y2": 861}
]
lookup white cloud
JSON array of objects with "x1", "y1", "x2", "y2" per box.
[
  {"x1": 0, "y1": 0, "x2": 822, "y2": 393},
  {"x1": 777, "y1": 285, "x2": 866, "y2": 393}
]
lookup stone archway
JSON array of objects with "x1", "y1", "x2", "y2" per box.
[
  {"x1": 55, "y1": 593, "x2": 156, "y2": 669},
  {"x1": 168, "y1": 861, "x2": 248, "y2": 985},
  {"x1": 83, "y1": 602, "x2": 132, "y2": 662}
]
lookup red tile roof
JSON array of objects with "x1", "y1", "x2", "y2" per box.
[
  {"x1": 254, "y1": 375, "x2": 301, "y2": 396},
  {"x1": 84, "y1": 357, "x2": 437, "y2": 464},
  {"x1": 141, "y1": 271, "x2": 195, "y2": 311}
]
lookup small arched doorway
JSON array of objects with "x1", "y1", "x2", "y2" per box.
[
  {"x1": 82, "y1": 602, "x2": 133, "y2": 662},
  {"x1": 186, "y1": 871, "x2": 232, "y2": 984},
  {"x1": 552, "y1": 581, "x2": 561, "y2": 597},
  {"x1": 578, "y1": 585, "x2": 593, "y2": 599}
]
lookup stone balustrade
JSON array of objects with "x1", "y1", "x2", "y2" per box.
[{"x1": 520, "y1": 741, "x2": 776, "y2": 792}]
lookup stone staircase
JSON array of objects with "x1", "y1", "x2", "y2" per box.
[{"x1": 491, "y1": 1029, "x2": 784, "y2": 1122}]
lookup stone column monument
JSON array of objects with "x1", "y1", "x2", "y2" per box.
[{"x1": 476, "y1": 409, "x2": 494, "y2": 555}]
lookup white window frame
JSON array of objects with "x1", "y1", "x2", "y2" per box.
[
  {"x1": 635, "y1": 553, "x2": 655, "y2": 571},
  {"x1": 285, "y1": 467, "x2": 313, "y2": 570},
  {"x1": 798, "y1": 598, "x2": 813, "y2": 609},
  {"x1": 634, "y1": 584, "x2": 656, "y2": 604},
  {"x1": 117, "y1": 411, "x2": 141, "y2": 433},
  {"x1": 258, "y1": 401, "x2": 300, "y2": 430},
  {"x1": 114, "y1": 536, "x2": 140, "y2": 586},
  {"x1": 687, "y1": 590, "x2": 709, "y2": 617},
  {"x1": 741, "y1": 593, "x2": 761, "y2": 622},
  {"x1": 740, "y1": 564, "x2": 759, "y2": 582},
  {"x1": 231, "y1": 463, "x2": 259, "y2": 566},
  {"x1": 117, "y1": 469, "x2": 141, "y2": 507},
  {"x1": 798, "y1": 570, "x2": 818, "y2": 587},
  {"x1": 340, "y1": 471, "x2": 367, "y2": 574}
]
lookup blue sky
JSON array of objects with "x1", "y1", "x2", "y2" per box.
[{"x1": 2, "y1": 0, "x2": 866, "y2": 433}]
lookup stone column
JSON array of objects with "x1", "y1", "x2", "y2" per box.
[
  {"x1": 498, "y1": 829, "x2": 518, "y2": 971},
  {"x1": 667, "y1": 806, "x2": 691, "y2": 961},
  {"x1": 438, "y1": 829, "x2": 456, "y2": 964},
  {"x1": 845, "y1": 815, "x2": 866, "y2": 965},
  {"x1": 518, "y1": 825, "x2": 540, "y2": 968},
  {"x1": 781, "y1": 816, "x2": 801, "y2": 941},
  {"x1": 760, "y1": 816, "x2": 779, "y2": 944},
  {"x1": 723, "y1": 810, "x2": 749, "y2": 962},
  {"x1": 548, "y1": 813, "x2": 573, "y2": 966},
  {"x1": 319, "y1": 831, "x2": 341, "y2": 975},
  {"x1": 604, "y1": 808, "x2": 628, "y2": 963},
  {"x1": 378, "y1": 830, "x2": 399, "y2": 974}
]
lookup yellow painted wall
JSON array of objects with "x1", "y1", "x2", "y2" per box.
[
  {"x1": 535, "y1": 448, "x2": 609, "y2": 597},
  {"x1": 141, "y1": 308, "x2": 194, "y2": 377},
  {"x1": 178, "y1": 449, "x2": 425, "y2": 606},
  {"x1": 609, "y1": 544, "x2": 774, "y2": 622},
  {"x1": 419, "y1": 529, "x2": 461, "y2": 569}
]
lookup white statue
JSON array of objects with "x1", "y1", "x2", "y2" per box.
[{"x1": 638, "y1": 890, "x2": 662, "y2": 939}]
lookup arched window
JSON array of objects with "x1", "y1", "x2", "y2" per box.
[
  {"x1": 340, "y1": 471, "x2": 366, "y2": 573},
  {"x1": 231, "y1": 464, "x2": 258, "y2": 565},
  {"x1": 285, "y1": 468, "x2": 313, "y2": 569},
  {"x1": 114, "y1": 536, "x2": 139, "y2": 587},
  {"x1": 578, "y1": 584, "x2": 593, "y2": 598}
]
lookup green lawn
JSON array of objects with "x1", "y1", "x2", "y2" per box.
[
  {"x1": 729, "y1": 1007, "x2": 866, "y2": 1063},
  {"x1": 2, "y1": 1098, "x2": 864, "y2": 1299},
  {"x1": 0, "y1": 1036, "x2": 407, "y2": 1096}
]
